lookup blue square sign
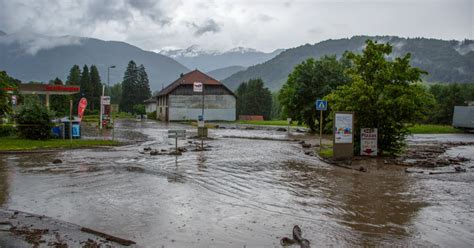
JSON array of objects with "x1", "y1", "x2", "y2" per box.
[{"x1": 316, "y1": 100, "x2": 327, "y2": 111}]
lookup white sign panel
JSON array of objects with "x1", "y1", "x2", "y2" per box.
[
  {"x1": 193, "y1": 82, "x2": 203, "y2": 92},
  {"x1": 334, "y1": 113, "x2": 353, "y2": 144},
  {"x1": 101, "y1": 96, "x2": 111, "y2": 105},
  {"x1": 361, "y1": 128, "x2": 377, "y2": 156}
]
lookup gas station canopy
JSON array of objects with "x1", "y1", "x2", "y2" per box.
[{"x1": 16, "y1": 84, "x2": 80, "y2": 95}]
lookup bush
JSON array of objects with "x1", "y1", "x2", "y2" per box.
[
  {"x1": 147, "y1": 111, "x2": 157, "y2": 120},
  {"x1": 132, "y1": 104, "x2": 146, "y2": 115},
  {"x1": 16, "y1": 103, "x2": 53, "y2": 140},
  {"x1": 0, "y1": 125, "x2": 16, "y2": 137}
]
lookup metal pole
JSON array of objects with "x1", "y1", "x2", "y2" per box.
[
  {"x1": 107, "y1": 66, "x2": 110, "y2": 93},
  {"x1": 69, "y1": 100, "x2": 73, "y2": 144},
  {"x1": 319, "y1": 110, "x2": 323, "y2": 151},
  {"x1": 100, "y1": 85, "x2": 104, "y2": 130},
  {"x1": 175, "y1": 136, "x2": 178, "y2": 153},
  {"x1": 201, "y1": 85, "x2": 204, "y2": 149}
]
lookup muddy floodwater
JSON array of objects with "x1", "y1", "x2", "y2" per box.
[{"x1": 1, "y1": 120, "x2": 473, "y2": 247}]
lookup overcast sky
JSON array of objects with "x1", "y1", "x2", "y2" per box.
[{"x1": 0, "y1": 0, "x2": 472, "y2": 52}]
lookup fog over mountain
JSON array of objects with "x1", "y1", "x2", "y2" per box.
[{"x1": 0, "y1": 32, "x2": 190, "y2": 90}]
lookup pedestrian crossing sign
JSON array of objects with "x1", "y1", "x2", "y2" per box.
[{"x1": 316, "y1": 100, "x2": 327, "y2": 111}]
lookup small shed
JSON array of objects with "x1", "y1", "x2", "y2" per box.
[{"x1": 147, "y1": 70, "x2": 236, "y2": 121}]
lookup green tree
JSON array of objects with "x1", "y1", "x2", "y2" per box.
[
  {"x1": 279, "y1": 56, "x2": 351, "y2": 131},
  {"x1": 106, "y1": 82, "x2": 122, "y2": 105},
  {"x1": 90, "y1": 65, "x2": 102, "y2": 111},
  {"x1": 235, "y1": 78, "x2": 272, "y2": 120},
  {"x1": 121, "y1": 61, "x2": 139, "y2": 113},
  {"x1": 49, "y1": 77, "x2": 70, "y2": 116},
  {"x1": 16, "y1": 99, "x2": 52, "y2": 140},
  {"x1": 0, "y1": 71, "x2": 21, "y2": 121},
  {"x1": 66, "y1": 65, "x2": 81, "y2": 85},
  {"x1": 326, "y1": 40, "x2": 435, "y2": 155},
  {"x1": 271, "y1": 92, "x2": 282, "y2": 120},
  {"x1": 137, "y1": 64, "x2": 152, "y2": 101},
  {"x1": 79, "y1": 65, "x2": 91, "y2": 109},
  {"x1": 428, "y1": 83, "x2": 469, "y2": 124},
  {"x1": 120, "y1": 61, "x2": 151, "y2": 113}
]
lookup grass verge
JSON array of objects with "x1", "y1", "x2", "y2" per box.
[
  {"x1": 318, "y1": 148, "x2": 333, "y2": 158},
  {"x1": 408, "y1": 124, "x2": 462, "y2": 134},
  {"x1": 0, "y1": 137, "x2": 120, "y2": 151},
  {"x1": 236, "y1": 120, "x2": 304, "y2": 127}
]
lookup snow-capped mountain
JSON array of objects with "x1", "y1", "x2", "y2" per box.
[{"x1": 158, "y1": 45, "x2": 284, "y2": 71}]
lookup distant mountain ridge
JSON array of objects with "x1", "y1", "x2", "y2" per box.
[
  {"x1": 159, "y1": 45, "x2": 284, "y2": 72},
  {"x1": 0, "y1": 32, "x2": 189, "y2": 90},
  {"x1": 0, "y1": 30, "x2": 6, "y2": 36},
  {"x1": 207, "y1": 65, "x2": 246, "y2": 80},
  {"x1": 223, "y1": 36, "x2": 474, "y2": 91}
]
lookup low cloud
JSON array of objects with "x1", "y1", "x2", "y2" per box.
[
  {"x1": 454, "y1": 41, "x2": 474, "y2": 55},
  {"x1": 0, "y1": 32, "x2": 82, "y2": 55}
]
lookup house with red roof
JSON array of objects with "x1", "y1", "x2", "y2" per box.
[{"x1": 145, "y1": 70, "x2": 236, "y2": 121}]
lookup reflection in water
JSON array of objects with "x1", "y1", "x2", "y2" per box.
[
  {"x1": 0, "y1": 157, "x2": 9, "y2": 207},
  {"x1": 280, "y1": 161, "x2": 427, "y2": 246}
]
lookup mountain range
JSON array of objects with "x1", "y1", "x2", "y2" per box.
[
  {"x1": 223, "y1": 36, "x2": 474, "y2": 91},
  {"x1": 0, "y1": 31, "x2": 190, "y2": 90},
  {"x1": 1, "y1": 31, "x2": 472, "y2": 92},
  {"x1": 159, "y1": 45, "x2": 283, "y2": 72}
]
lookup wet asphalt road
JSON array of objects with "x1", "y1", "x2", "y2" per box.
[{"x1": 1, "y1": 120, "x2": 474, "y2": 247}]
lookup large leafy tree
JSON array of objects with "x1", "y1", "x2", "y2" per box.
[
  {"x1": 326, "y1": 40, "x2": 435, "y2": 155},
  {"x1": 120, "y1": 61, "x2": 151, "y2": 113},
  {"x1": 0, "y1": 71, "x2": 21, "y2": 121},
  {"x1": 279, "y1": 56, "x2": 351, "y2": 131},
  {"x1": 235, "y1": 78, "x2": 272, "y2": 120}
]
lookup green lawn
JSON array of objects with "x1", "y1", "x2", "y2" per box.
[
  {"x1": 0, "y1": 137, "x2": 120, "y2": 151},
  {"x1": 318, "y1": 148, "x2": 334, "y2": 158},
  {"x1": 408, "y1": 124, "x2": 462, "y2": 134},
  {"x1": 237, "y1": 120, "x2": 305, "y2": 127}
]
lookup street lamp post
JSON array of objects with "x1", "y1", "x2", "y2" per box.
[
  {"x1": 100, "y1": 65, "x2": 116, "y2": 130},
  {"x1": 107, "y1": 65, "x2": 116, "y2": 95}
]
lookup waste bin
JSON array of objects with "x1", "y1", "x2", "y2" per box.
[{"x1": 59, "y1": 117, "x2": 81, "y2": 139}]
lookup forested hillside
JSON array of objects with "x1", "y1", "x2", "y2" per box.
[{"x1": 223, "y1": 36, "x2": 474, "y2": 91}]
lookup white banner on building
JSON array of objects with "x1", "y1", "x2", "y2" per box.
[
  {"x1": 193, "y1": 82, "x2": 203, "y2": 92},
  {"x1": 334, "y1": 113, "x2": 353, "y2": 144},
  {"x1": 361, "y1": 128, "x2": 377, "y2": 156}
]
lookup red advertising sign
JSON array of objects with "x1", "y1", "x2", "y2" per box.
[{"x1": 78, "y1": 98, "x2": 88, "y2": 121}]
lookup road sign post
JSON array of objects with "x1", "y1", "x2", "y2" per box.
[
  {"x1": 315, "y1": 99, "x2": 328, "y2": 151},
  {"x1": 194, "y1": 82, "x2": 205, "y2": 149},
  {"x1": 168, "y1": 130, "x2": 186, "y2": 153}
]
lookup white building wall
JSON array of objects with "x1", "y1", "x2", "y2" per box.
[
  {"x1": 145, "y1": 102, "x2": 157, "y2": 113},
  {"x1": 168, "y1": 95, "x2": 236, "y2": 121}
]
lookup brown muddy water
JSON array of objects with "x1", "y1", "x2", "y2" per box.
[{"x1": 1, "y1": 120, "x2": 474, "y2": 247}]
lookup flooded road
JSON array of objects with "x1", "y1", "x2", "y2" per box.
[{"x1": 1, "y1": 120, "x2": 474, "y2": 247}]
